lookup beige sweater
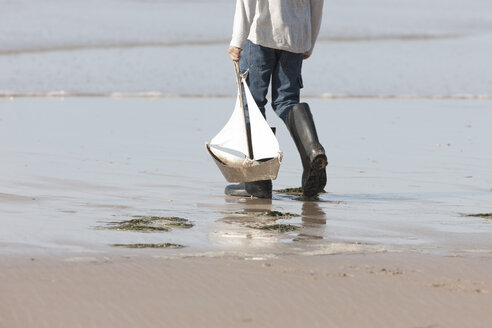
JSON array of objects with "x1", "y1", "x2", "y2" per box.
[{"x1": 230, "y1": 0, "x2": 324, "y2": 56}]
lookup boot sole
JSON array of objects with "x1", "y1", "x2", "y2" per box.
[{"x1": 302, "y1": 155, "x2": 328, "y2": 197}]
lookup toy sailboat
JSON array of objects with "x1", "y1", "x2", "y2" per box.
[{"x1": 206, "y1": 62, "x2": 282, "y2": 183}]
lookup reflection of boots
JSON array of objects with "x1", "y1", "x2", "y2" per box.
[
  {"x1": 283, "y1": 103, "x2": 327, "y2": 197},
  {"x1": 224, "y1": 180, "x2": 272, "y2": 198}
]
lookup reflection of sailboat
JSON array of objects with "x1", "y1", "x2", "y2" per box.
[
  {"x1": 211, "y1": 197, "x2": 290, "y2": 250},
  {"x1": 206, "y1": 63, "x2": 282, "y2": 183}
]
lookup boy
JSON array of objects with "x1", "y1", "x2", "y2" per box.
[{"x1": 226, "y1": 0, "x2": 327, "y2": 198}]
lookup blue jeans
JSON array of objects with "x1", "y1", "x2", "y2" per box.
[{"x1": 239, "y1": 40, "x2": 304, "y2": 121}]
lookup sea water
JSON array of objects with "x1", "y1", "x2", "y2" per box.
[
  {"x1": 0, "y1": 0, "x2": 491, "y2": 258},
  {"x1": 0, "y1": 0, "x2": 492, "y2": 96},
  {"x1": 1, "y1": 97, "x2": 491, "y2": 257}
]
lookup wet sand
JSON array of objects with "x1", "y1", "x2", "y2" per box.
[
  {"x1": 1, "y1": 97, "x2": 492, "y2": 326},
  {"x1": 1, "y1": 253, "x2": 491, "y2": 328},
  {"x1": 1, "y1": 97, "x2": 491, "y2": 256}
]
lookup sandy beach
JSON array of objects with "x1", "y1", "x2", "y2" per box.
[
  {"x1": 1, "y1": 253, "x2": 491, "y2": 328},
  {"x1": 2, "y1": 0, "x2": 492, "y2": 327}
]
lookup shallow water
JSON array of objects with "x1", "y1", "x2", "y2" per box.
[
  {"x1": 1, "y1": 97, "x2": 491, "y2": 257},
  {"x1": 1, "y1": 0, "x2": 492, "y2": 96}
]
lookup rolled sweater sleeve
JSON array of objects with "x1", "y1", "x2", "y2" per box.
[
  {"x1": 230, "y1": 0, "x2": 256, "y2": 49},
  {"x1": 306, "y1": 0, "x2": 324, "y2": 56}
]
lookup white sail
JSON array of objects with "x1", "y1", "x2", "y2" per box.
[
  {"x1": 209, "y1": 94, "x2": 249, "y2": 157},
  {"x1": 243, "y1": 81, "x2": 280, "y2": 160},
  {"x1": 209, "y1": 78, "x2": 280, "y2": 160}
]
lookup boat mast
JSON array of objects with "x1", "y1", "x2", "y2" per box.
[{"x1": 234, "y1": 62, "x2": 254, "y2": 160}]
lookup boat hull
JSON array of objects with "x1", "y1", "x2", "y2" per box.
[{"x1": 206, "y1": 143, "x2": 282, "y2": 183}]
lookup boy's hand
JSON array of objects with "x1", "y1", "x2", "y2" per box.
[{"x1": 228, "y1": 46, "x2": 242, "y2": 62}]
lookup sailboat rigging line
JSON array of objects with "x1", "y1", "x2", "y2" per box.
[{"x1": 234, "y1": 62, "x2": 254, "y2": 160}]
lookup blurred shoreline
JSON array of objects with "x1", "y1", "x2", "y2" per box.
[
  {"x1": 1, "y1": 0, "x2": 492, "y2": 97},
  {"x1": 2, "y1": 93, "x2": 492, "y2": 100}
]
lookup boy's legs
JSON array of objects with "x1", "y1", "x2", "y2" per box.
[
  {"x1": 239, "y1": 40, "x2": 275, "y2": 118},
  {"x1": 272, "y1": 50, "x2": 328, "y2": 197},
  {"x1": 270, "y1": 50, "x2": 303, "y2": 119}
]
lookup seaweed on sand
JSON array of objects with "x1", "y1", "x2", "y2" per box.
[
  {"x1": 261, "y1": 210, "x2": 299, "y2": 217},
  {"x1": 221, "y1": 210, "x2": 301, "y2": 232},
  {"x1": 275, "y1": 187, "x2": 327, "y2": 195},
  {"x1": 111, "y1": 243, "x2": 185, "y2": 249},
  {"x1": 275, "y1": 187, "x2": 303, "y2": 195},
  {"x1": 224, "y1": 210, "x2": 299, "y2": 218},
  {"x1": 247, "y1": 224, "x2": 300, "y2": 232},
  {"x1": 466, "y1": 213, "x2": 492, "y2": 219},
  {"x1": 133, "y1": 216, "x2": 188, "y2": 223},
  {"x1": 275, "y1": 187, "x2": 327, "y2": 201},
  {"x1": 103, "y1": 216, "x2": 194, "y2": 232},
  {"x1": 294, "y1": 195, "x2": 320, "y2": 201}
]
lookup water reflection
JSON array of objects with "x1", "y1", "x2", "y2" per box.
[
  {"x1": 294, "y1": 201, "x2": 327, "y2": 242},
  {"x1": 302, "y1": 201, "x2": 327, "y2": 225},
  {"x1": 223, "y1": 195, "x2": 273, "y2": 210},
  {"x1": 210, "y1": 196, "x2": 328, "y2": 252}
]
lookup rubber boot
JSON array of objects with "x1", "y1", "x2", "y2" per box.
[
  {"x1": 224, "y1": 180, "x2": 272, "y2": 198},
  {"x1": 283, "y1": 103, "x2": 327, "y2": 197}
]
